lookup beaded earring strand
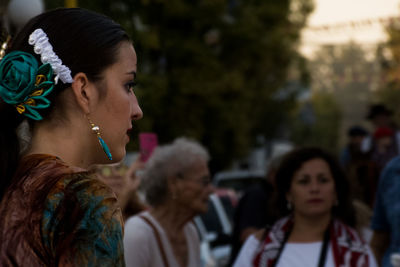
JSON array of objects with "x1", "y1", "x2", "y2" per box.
[{"x1": 87, "y1": 117, "x2": 112, "y2": 161}]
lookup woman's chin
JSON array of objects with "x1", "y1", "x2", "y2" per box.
[
  {"x1": 109, "y1": 148, "x2": 126, "y2": 163},
  {"x1": 296, "y1": 207, "x2": 332, "y2": 219}
]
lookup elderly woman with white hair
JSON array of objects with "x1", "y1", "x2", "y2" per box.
[{"x1": 124, "y1": 137, "x2": 213, "y2": 267}]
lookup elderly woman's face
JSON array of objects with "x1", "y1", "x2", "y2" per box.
[
  {"x1": 176, "y1": 158, "x2": 213, "y2": 214},
  {"x1": 286, "y1": 158, "x2": 337, "y2": 219}
]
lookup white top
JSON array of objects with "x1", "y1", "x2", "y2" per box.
[
  {"x1": 233, "y1": 234, "x2": 378, "y2": 267},
  {"x1": 124, "y1": 211, "x2": 201, "y2": 267},
  {"x1": 276, "y1": 241, "x2": 334, "y2": 267},
  {"x1": 233, "y1": 234, "x2": 260, "y2": 267}
]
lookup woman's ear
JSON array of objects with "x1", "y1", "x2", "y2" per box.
[{"x1": 70, "y1": 72, "x2": 99, "y2": 114}]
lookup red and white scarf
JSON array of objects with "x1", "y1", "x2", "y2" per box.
[{"x1": 252, "y1": 216, "x2": 370, "y2": 267}]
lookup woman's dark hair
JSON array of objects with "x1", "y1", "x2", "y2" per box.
[
  {"x1": 274, "y1": 146, "x2": 356, "y2": 226},
  {"x1": 0, "y1": 8, "x2": 129, "y2": 199}
]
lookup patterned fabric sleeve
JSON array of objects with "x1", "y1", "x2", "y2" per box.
[{"x1": 42, "y1": 172, "x2": 125, "y2": 267}]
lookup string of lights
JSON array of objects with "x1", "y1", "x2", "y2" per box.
[
  {"x1": 300, "y1": 16, "x2": 400, "y2": 49},
  {"x1": 305, "y1": 16, "x2": 400, "y2": 32}
]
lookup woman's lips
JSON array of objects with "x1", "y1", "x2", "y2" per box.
[
  {"x1": 126, "y1": 128, "x2": 132, "y2": 142},
  {"x1": 307, "y1": 198, "x2": 323, "y2": 203}
]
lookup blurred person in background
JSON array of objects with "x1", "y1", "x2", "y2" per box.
[
  {"x1": 228, "y1": 156, "x2": 281, "y2": 265},
  {"x1": 362, "y1": 104, "x2": 400, "y2": 185},
  {"x1": 370, "y1": 154, "x2": 400, "y2": 267},
  {"x1": 340, "y1": 125, "x2": 369, "y2": 167},
  {"x1": 233, "y1": 147, "x2": 377, "y2": 267},
  {"x1": 362, "y1": 104, "x2": 400, "y2": 162},
  {"x1": 370, "y1": 126, "x2": 398, "y2": 176},
  {"x1": 341, "y1": 125, "x2": 379, "y2": 208},
  {"x1": 124, "y1": 137, "x2": 213, "y2": 267},
  {"x1": 95, "y1": 157, "x2": 146, "y2": 220}
]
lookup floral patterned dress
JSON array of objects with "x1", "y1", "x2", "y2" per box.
[{"x1": 0, "y1": 154, "x2": 125, "y2": 266}]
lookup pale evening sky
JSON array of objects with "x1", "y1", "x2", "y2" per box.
[{"x1": 301, "y1": 0, "x2": 400, "y2": 57}]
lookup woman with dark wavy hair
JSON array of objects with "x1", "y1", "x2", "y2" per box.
[
  {"x1": 234, "y1": 147, "x2": 377, "y2": 267},
  {"x1": 0, "y1": 8, "x2": 142, "y2": 266}
]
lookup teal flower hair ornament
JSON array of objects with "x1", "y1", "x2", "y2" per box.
[
  {"x1": 0, "y1": 28, "x2": 74, "y2": 120},
  {"x1": 0, "y1": 51, "x2": 55, "y2": 120}
]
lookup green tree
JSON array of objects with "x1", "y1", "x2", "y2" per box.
[
  {"x1": 44, "y1": 0, "x2": 313, "y2": 171},
  {"x1": 373, "y1": 22, "x2": 400, "y2": 126},
  {"x1": 298, "y1": 43, "x2": 380, "y2": 151},
  {"x1": 290, "y1": 92, "x2": 341, "y2": 152}
]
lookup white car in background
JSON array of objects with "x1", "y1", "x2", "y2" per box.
[
  {"x1": 195, "y1": 194, "x2": 233, "y2": 267},
  {"x1": 213, "y1": 169, "x2": 266, "y2": 196}
]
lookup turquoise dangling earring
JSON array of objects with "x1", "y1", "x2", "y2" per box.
[{"x1": 88, "y1": 117, "x2": 112, "y2": 161}]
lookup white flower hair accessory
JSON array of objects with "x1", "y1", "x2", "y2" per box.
[{"x1": 28, "y1": 28, "x2": 74, "y2": 84}]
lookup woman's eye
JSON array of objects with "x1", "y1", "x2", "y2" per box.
[
  {"x1": 125, "y1": 81, "x2": 137, "y2": 93},
  {"x1": 297, "y1": 178, "x2": 309, "y2": 185},
  {"x1": 318, "y1": 174, "x2": 329, "y2": 183},
  {"x1": 320, "y1": 177, "x2": 329, "y2": 183}
]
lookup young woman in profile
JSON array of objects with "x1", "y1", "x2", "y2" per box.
[{"x1": 0, "y1": 8, "x2": 142, "y2": 266}]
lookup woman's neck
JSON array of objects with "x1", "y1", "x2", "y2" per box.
[
  {"x1": 149, "y1": 202, "x2": 195, "y2": 235},
  {"x1": 288, "y1": 212, "x2": 331, "y2": 243},
  {"x1": 27, "y1": 120, "x2": 93, "y2": 169}
]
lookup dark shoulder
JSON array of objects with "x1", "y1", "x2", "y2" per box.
[
  {"x1": 242, "y1": 182, "x2": 272, "y2": 201},
  {"x1": 379, "y1": 156, "x2": 400, "y2": 187},
  {"x1": 382, "y1": 156, "x2": 400, "y2": 176}
]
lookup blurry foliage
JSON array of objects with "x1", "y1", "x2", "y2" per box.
[
  {"x1": 44, "y1": 0, "x2": 313, "y2": 171},
  {"x1": 290, "y1": 91, "x2": 341, "y2": 152},
  {"x1": 290, "y1": 43, "x2": 380, "y2": 152},
  {"x1": 375, "y1": 22, "x2": 400, "y2": 127}
]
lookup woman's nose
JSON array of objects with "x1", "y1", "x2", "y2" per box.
[
  {"x1": 131, "y1": 103, "x2": 143, "y2": 121},
  {"x1": 310, "y1": 181, "x2": 320, "y2": 192}
]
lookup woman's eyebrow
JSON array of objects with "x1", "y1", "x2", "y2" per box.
[{"x1": 126, "y1": 71, "x2": 137, "y2": 79}]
